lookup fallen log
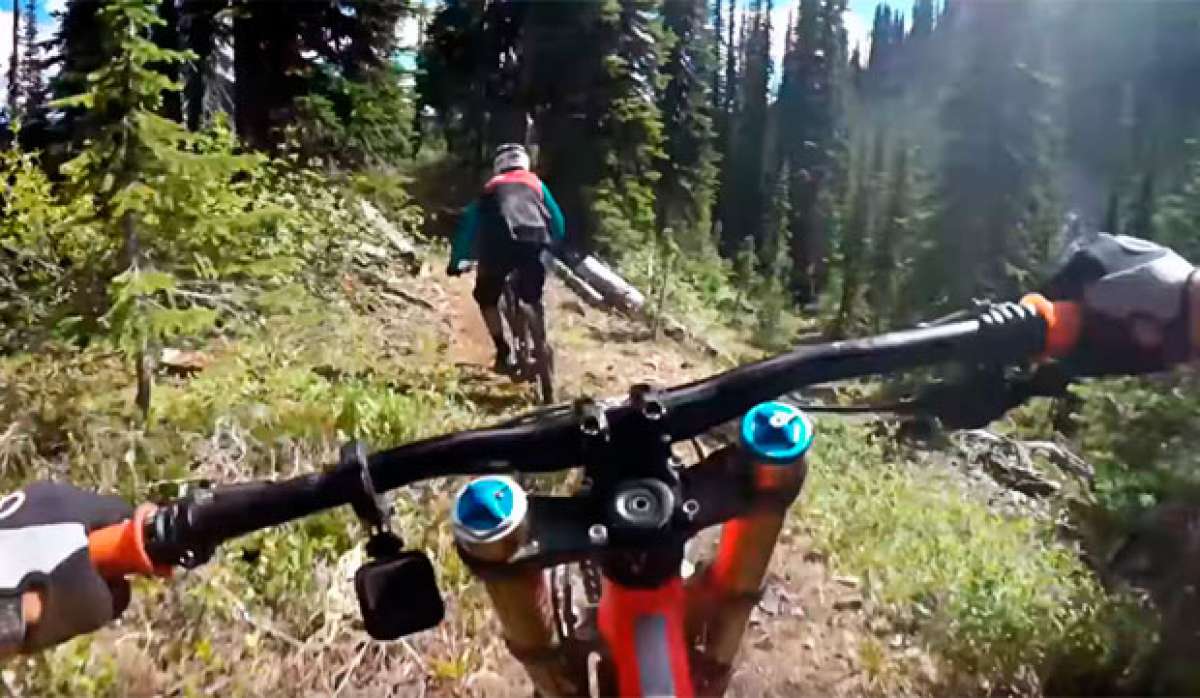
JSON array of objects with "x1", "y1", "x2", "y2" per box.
[
  {"x1": 545, "y1": 251, "x2": 727, "y2": 359},
  {"x1": 540, "y1": 250, "x2": 605, "y2": 308}
]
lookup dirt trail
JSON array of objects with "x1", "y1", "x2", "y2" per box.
[
  {"x1": 392, "y1": 268, "x2": 898, "y2": 698},
  {"x1": 445, "y1": 275, "x2": 495, "y2": 367}
]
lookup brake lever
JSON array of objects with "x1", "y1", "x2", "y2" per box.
[
  {"x1": 905, "y1": 364, "x2": 1073, "y2": 429},
  {"x1": 793, "y1": 364, "x2": 1073, "y2": 430}
]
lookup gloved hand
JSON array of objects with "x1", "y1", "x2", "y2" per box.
[
  {"x1": 446, "y1": 260, "x2": 475, "y2": 277},
  {"x1": 1043, "y1": 233, "x2": 1197, "y2": 375},
  {"x1": 0, "y1": 481, "x2": 133, "y2": 651}
]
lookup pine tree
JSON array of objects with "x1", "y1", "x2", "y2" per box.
[
  {"x1": 834, "y1": 141, "x2": 870, "y2": 337},
  {"x1": 56, "y1": 0, "x2": 272, "y2": 418},
  {"x1": 474, "y1": 0, "x2": 668, "y2": 253},
  {"x1": 756, "y1": 162, "x2": 793, "y2": 346},
  {"x1": 762, "y1": 162, "x2": 793, "y2": 279},
  {"x1": 419, "y1": 0, "x2": 531, "y2": 168},
  {"x1": 295, "y1": 1, "x2": 414, "y2": 167},
  {"x1": 1129, "y1": 171, "x2": 1155, "y2": 240},
  {"x1": 417, "y1": 1, "x2": 488, "y2": 162},
  {"x1": 865, "y1": 2, "x2": 906, "y2": 95},
  {"x1": 723, "y1": 0, "x2": 737, "y2": 116},
  {"x1": 732, "y1": 233, "x2": 756, "y2": 318},
  {"x1": 50, "y1": 0, "x2": 108, "y2": 124},
  {"x1": 868, "y1": 141, "x2": 911, "y2": 328},
  {"x1": 1103, "y1": 189, "x2": 1121, "y2": 235},
  {"x1": 1155, "y1": 152, "x2": 1200, "y2": 261},
  {"x1": 225, "y1": 1, "x2": 411, "y2": 153},
  {"x1": 911, "y1": 0, "x2": 935, "y2": 38},
  {"x1": 867, "y1": 4, "x2": 888, "y2": 71},
  {"x1": 777, "y1": 0, "x2": 846, "y2": 302},
  {"x1": 720, "y1": 0, "x2": 770, "y2": 252},
  {"x1": 931, "y1": 0, "x2": 1055, "y2": 306},
  {"x1": 16, "y1": 0, "x2": 48, "y2": 117},
  {"x1": 711, "y1": 0, "x2": 723, "y2": 113},
  {"x1": 712, "y1": 0, "x2": 739, "y2": 251},
  {"x1": 589, "y1": 0, "x2": 667, "y2": 252},
  {"x1": 180, "y1": 0, "x2": 224, "y2": 132},
  {"x1": 890, "y1": 10, "x2": 905, "y2": 48},
  {"x1": 232, "y1": 2, "x2": 312, "y2": 150},
  {"x1": 8, "y1": 0, "x2": 21, "y2": 113},
  {"x1": 152, "y1": 0, "x2": 183, "y2": 122},
  {"x1": 657, "y1": 0, "x2": 720, "y2": 253}
]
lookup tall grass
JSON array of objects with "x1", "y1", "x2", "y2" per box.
[{"x1": 801, "y1": 419, "x2": 1145, "y2": 690}]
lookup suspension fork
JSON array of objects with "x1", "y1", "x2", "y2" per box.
[
  {"x1": 685, "y1": 402, "x2": 812, "y2": 695},
  {"x1": 452, "y1": 477, "x2": 586, "y2": 697}
]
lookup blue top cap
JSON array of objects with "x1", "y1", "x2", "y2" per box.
[
  {"x1": 739, "y1": 401, "x2": 813, "y2": 464},
  {"x1": 455, "y1": 478, "x2": 516, "y2": 533}
]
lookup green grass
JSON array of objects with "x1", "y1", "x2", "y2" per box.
[
  {"x1": 0, "y1": 294, "x2": 503, "y2": 696},
  {"x1": 801, "y1": 419, "x2": 1145, "y2": 691}
]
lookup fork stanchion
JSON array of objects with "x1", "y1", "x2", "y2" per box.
[
  {"x1": 452, "y1": 476, "x2": 584, "y2": 697},
  {"x1": 686, "y1": 402, "x2": 812, "y2": 694}
]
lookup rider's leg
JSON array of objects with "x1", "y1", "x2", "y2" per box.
[{"x1": 473, "y1": 265, "x2": 513, "y2": 369}]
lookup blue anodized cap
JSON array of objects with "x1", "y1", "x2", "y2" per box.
[
  {"x1": 739, "y1": 401, "x2": 814, "y2": 464},
  {"x1": 452, "y1": 476, "x2": 527, "y2": 543}
]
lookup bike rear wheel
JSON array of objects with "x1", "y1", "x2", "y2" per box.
[
  {"x1": 534, "y1": 341, "x2": 555, "y2": 404},
  {"x1": 524, "y1": 299, "x2": 555, "y2": 405},
  {"x1": 502, "y1": 276, "x2": 556, "y2": 405}
]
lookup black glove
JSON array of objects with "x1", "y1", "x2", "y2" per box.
[
  {"x1": 0, "y1": 482, "x2": 133, "y2": 651},
  {"x1": 555, "y1": 243, "x2": 586, "y2": 269},
  {"x1": 447, "y1": 260, "x2": 476, "y2": 277},
  {"x1": 1044, "y1": 233, "x2": 1196, "y2": 376}
]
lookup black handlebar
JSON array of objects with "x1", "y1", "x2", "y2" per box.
[{"x1": 140, "y1": 301, "x2": 1051, "y2": 567}]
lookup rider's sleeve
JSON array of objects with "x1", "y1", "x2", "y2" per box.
[
  {"x1": 542, "y1": 185, "x2": 566, "y2": 242},
  {"x1": 450, "y1": 201, "x2": 480, "y2": 266}
]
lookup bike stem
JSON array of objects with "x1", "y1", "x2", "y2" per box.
[{"x1": 594, "y1": 402, "x2": 812, "y2": 697}]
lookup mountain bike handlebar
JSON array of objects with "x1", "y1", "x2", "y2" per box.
[{"x1": 88, "y1": 295, "x2": 1081, "y2": 580}]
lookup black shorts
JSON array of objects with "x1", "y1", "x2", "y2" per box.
[{"x1": 473, "y1": 242, "x2": 546, "y2": 307}]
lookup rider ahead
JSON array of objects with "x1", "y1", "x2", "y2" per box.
[
  {"x1": 1, "y1": 233, "x2": 1197, "y2": 654},
  {"x1": 446, "y1": 144, "x2": 567, "y2": 372}
]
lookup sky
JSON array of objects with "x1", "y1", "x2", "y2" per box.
[{"x1": 0, "y1": 0, "x2": 64, "y2": 95}]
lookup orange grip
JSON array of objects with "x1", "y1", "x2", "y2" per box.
[
  {"x1": 88, "y1": 504, "x2": 172, "y2": 579},
  {"x1": 1020, "y1": 293, "x2": 1082, "y2": 359}
]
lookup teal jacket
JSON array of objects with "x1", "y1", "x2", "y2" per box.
[{"x1": 450, "y1": 176, "x2": 566, "y2": 267}]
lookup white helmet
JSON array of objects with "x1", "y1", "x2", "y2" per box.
[{"x1": 493, "y1": 143, "x2": 530, "y2": 175}]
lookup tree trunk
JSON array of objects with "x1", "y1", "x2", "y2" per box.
[
  {"x1": 135, "y1": 348, "x2": 154, "y2": 421},
  {"x1": 234, "y1": 3, "x2": 305, "y2": 152},
  {"x1": 182, "y1": 0, "x2": 219, "y2": 131},
  {"x1": 652, "y1": 243, "x2": 674, "y2": 342},
  {"x1": 122, "y1": 211, "x2": 153, "y2": 421},
  {"x1": 156, "y1": 0, "x2": 184, "y2": 122},
  {"x1": 8, "y1": 0, "x2": 20, "y2": 114},
  {"x1": 233, "y1": 8, "x2": 268, "y2": 149}
]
